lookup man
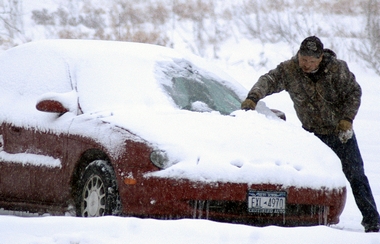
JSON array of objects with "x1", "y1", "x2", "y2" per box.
[{"x1": 241, "y1": 36, "x2": 380, "y2": 232}]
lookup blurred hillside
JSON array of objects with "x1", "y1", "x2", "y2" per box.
[{"x1": 0, "y1": 0, "x2": 379, "y2": 75}]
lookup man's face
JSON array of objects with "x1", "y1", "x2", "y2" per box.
[{"x1": 298, "y1": 53, "x2": 323, "y2": 73}]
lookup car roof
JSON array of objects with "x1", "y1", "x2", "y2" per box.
[{"x1": 0, "y1": 40, "x2": 245, "y2": 113}]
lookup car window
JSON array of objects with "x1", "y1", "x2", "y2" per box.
[{"x1": 159, "y1": 61, "x2": 242, "y2": 115}]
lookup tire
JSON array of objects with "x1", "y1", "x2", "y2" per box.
[{"x1": 76, "y1": 160, "x2": 121, "y2": 217}]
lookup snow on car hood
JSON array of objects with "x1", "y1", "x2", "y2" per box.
[
  {"x1": 106, "y1": 106, "x2": 345, "y2": 189},
  {"x1": 0, "y1": 40, "x2": 345, "y2": 189}
]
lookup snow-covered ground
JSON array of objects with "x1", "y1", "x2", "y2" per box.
[{"x1": 0, "y1": 214, "x2": 378, "y2": 244}]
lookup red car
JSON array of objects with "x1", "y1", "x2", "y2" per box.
[{"x1": 0, "y1": 40, "x2": 346, "y2": 226}]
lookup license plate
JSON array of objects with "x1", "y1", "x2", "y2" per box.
[{"x1": 248, "y1": 190, "x2": 287, "y2": 214}]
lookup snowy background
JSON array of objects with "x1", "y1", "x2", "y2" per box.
[{"x1": 0, "y1": 0, "x2": 380, "y2": 243}]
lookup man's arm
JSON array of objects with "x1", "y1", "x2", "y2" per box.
[
  {"x1": 335, "y1": 61, "x2": 361, "y2": 143},
  {"x1": 246, "y1": 73, "x2": 284, "y2": 103},
  {"x1": 244, "y1": 62, "x2": 287, "y2": 106}
]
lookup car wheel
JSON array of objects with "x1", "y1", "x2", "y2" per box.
[{"x1": 76, "y1": 160, "x2": 121, "y2": 217}]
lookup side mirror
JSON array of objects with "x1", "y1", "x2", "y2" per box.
[
  {"x1": 36, "y1": 100, "x2": 69, "y2": 114},
  {"x1": 36, "y1": 91, "x2": 78, "y2": 114}
]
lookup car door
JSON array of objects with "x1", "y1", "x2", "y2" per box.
[
  {"x1": 0, "y1": 123, "x2": 36, "y2": 201},
  {"x1": 28, "y1": 128, "x2": 69, "y2": 204},
  {"x1": 0, "y1": 122, "x2": 67, "y2": 204}
]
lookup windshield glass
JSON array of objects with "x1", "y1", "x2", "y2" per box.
[{"x1": 159, "y1": 60, "x2": 242, "y2": 115}]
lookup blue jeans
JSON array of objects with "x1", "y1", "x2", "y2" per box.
[{"x1": 315, "y1": 133, "x2": 380, "y2": 226}]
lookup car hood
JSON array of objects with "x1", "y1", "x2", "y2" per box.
[{"x1": 102, "y1": 105, "x2": 346, "y2": 190}]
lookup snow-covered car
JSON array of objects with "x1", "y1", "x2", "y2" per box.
[{"x1": 0, "y1": 40, "x2": 346, "y2": 226}]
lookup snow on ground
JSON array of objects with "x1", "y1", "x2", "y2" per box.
[{"x1": 0, "y1": 215, "x2": 379, "y2": 244}]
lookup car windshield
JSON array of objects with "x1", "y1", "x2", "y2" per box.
[{"x1": 159, "y1": 60, "x2": 242, "y2": 115}]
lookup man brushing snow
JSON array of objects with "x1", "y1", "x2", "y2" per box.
[{"x1": 241, "y1": 36, "x2": 380, "y2": 232}]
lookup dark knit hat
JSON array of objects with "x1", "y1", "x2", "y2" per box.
[{"x1": 299, "y1": 36, "x2": 324, "y2": 58}]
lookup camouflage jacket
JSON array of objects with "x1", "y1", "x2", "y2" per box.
[{"x1": 246, "y1": 49, "x2": 362, "y2": 135}]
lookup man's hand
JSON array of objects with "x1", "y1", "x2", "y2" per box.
[
  {"x1": 241, "y1": 99, "x2": 256, "y2": 110},
  {"x1": 337, "y1": 119, "x2": 353, "y2": 143}
]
